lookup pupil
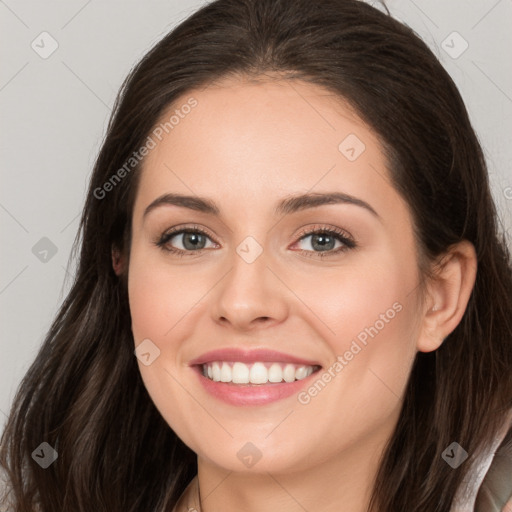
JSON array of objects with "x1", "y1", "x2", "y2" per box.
[
  {"x1": 183, "y1": 232, "x2": 206, "y2": 250},
  {"x1": 313, "y1": 234, "x2": 334, "y2": 251}
]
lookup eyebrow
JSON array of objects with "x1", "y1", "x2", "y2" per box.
[{"x1": 143, "y1": 191, "x2": 380, "y2": 220}]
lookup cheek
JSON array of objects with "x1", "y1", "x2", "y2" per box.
[
  {"x1": 293, "y1": 257, "x2": 416, "y2": 348},
  {"x1": 128, "y1": 273, "x2": 170, "y2": 345},
  {"x1": 290, "y1": 270, "x2": 418, "y2": 453},
  {"x1": 127, "y1": 249, "x2": 205, "y2": 344},
  {"x1": 127, "y1": 248, "x2": 208, "y2": 443},
  {"x1": 294, "y1": 255, "x2": 419, "y2": 402}
]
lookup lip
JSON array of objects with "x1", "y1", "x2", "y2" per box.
[
  {"x1": 188, "y1": 348, "x2": 323, "y2": 407},
  {"x1": 192, "y1": 364, "x2": 322, "y2": 406},
  {"x1": 188, "y1": 348, "x2": 322, "y2": 367}
]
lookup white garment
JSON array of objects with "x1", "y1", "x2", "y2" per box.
[{"x1": 451, "y1": 411, "x2": 512, "y2": 511}]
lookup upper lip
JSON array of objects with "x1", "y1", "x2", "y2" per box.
[{"x1": 188, "y1": 348, "x2": 322, "y2": 367}]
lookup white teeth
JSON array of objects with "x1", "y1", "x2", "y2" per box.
[
  {"x1": 295, "y1": 366, "x2": 309, "y2": 380},
  {"x1": 220, "y1": 362, "x2": 231, "y2": 382},
  {"x1": 268, "y1": 363, "x2": 283, "y2": 382},
  {"x1": 212, "y1": 362, "x2": 221, "y2": 382},
  {"x1": 283, "y1": 364, "x2": 296, "y2": 382},
  {"x1": 249, "y1": 362, "x2": 268, "y2": 384},
  {"x1": 201, "y1": 361, "x2": 317, "y2": 384},
  {"x1": 232, "y1": 362, "x2": 249, "y2": 384}
]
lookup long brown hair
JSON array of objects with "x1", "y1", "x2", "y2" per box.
[{"x1": 2, "y1": 0, "x2": 511, "y2": 510}]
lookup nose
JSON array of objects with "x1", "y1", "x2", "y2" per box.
[{"x1": 210, "y1": 241, "x2": 290, "y2": 332}]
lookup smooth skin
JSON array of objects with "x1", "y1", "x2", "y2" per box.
[{"x1": 113, "y1": 75, "x2": 477, "y2": 512}]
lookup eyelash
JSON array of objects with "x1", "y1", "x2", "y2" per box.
[{"x1": 154, "y1": 224, "x2": 357, "y2": 259}]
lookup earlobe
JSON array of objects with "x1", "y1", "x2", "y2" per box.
[
  {"x1": 111, "y1": 246, "x2": 124, "y2": 276},
  {"x1": 416, "y1": 240, "x2": 477, "y2": 353}
]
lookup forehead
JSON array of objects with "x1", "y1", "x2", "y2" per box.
[{"x1": 133, "y1": 76, "x2": 409, "y2": 227}]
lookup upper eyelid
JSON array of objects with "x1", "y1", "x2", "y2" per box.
[{"x1": 161, "y1": 225, "x2": 218, "y2": 242}]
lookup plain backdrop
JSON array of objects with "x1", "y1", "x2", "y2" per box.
[{"x1": 1, "y1": 0, "x2": 511, "y2": 430}]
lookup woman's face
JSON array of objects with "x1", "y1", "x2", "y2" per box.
[{"x1": 127, "y1": 76, "x2": 427, "y2": 474}]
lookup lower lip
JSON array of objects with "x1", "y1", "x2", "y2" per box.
[{"x1": 192, "y1": 365, "x2": 321, "y2": 406}]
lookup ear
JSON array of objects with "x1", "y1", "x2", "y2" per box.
[
  {"x1": 416, "y1": 240, "x2": 477, "y2": 353},
  {"x1": 111, "y1": 245, "x2": 125, "y2": 276}
]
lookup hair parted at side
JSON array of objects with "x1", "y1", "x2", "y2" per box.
[{"x1": 1, "y1": 0, "x2": 511, "y2": 510}]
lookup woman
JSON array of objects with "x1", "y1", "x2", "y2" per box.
[{"x1": 1, "y1": 0, "x2": 511, "y2": 510}]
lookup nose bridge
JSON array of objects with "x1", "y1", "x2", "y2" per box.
[
  {"x1": 211, "y1": 232, "x2": 289, "y2": 329},
  {"x1": 233, "y1": 234, "x2": 269, "y2": 286}
]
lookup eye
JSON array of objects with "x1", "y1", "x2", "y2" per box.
[
  {"x1": 291, "y1": 225, "x2": 357, "y2": 259},
  {"x1": 153, "y1": 224, "x2": 357, "y2": 259},
  {"x1": 154, "y1": 225, "x2": 217, "y2": 257}
]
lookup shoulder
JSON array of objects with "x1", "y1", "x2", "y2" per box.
[
  {"x1": 452, "y1": 410, "x2": 512, "y2": 512},
  {"x1": 474, "y1": 414, "x2": 512, "y2": 512}
]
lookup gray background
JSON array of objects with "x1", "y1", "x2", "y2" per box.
[{"x1": 1, "y1": 0, "x2": 511, "y2": 429}]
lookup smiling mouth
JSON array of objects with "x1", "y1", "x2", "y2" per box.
[{"x1": 195, "y1": 361, "x2": 322, "y2": 385}]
